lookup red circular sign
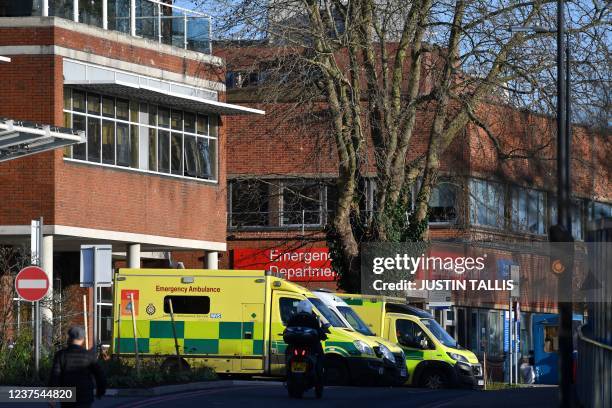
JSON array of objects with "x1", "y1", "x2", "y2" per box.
[{"x1": 15, "y1": 266, "x2": 49, "y2": 302}]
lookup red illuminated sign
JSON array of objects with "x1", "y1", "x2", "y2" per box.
[{"x1": 233, "y1": 247, "x2": 336, "y2": 282}]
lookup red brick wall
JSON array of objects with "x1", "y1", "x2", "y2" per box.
[
  {"x1": 0, "y1": 54, "x2": 59, "y2": 225},
  {"x1": 0, "y1": 26, "x2": 224, "y2": 83}
]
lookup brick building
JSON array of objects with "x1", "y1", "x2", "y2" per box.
[
  {"x1": 0, "y1": 2, "x2": 261, "y2": 346},
  {"x1": 219, "y1": 45, "x2": 611, "y2": 380}
]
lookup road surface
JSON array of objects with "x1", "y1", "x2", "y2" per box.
[
  {"x1": 97, "y1": 382, "x2": 557, "y2": 408},
  {"x1": 3, "y1": 382, "x2": 557, "y2": 407}
]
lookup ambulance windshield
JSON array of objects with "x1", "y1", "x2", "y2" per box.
[
  {"x1": 308, "y1": 297, "x2": 347, "y2": 328},
  {"x1": 337, "y1": 306, "x2": 375, "y2": 336},
  {"x1": 420, "y1": 318, "x2": 457, "y2": 348}
]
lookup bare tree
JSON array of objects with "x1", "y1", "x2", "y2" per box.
[{"x1": 207, "y1": 0, "x2": 609, "y2": 291}]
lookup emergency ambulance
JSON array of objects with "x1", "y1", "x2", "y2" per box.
[
  {"x1": 311, "y1": 290, "x2": 408, "y2": 386},
  {"x1": 111, "y1": 269, "x2": 386, "y2": 385},
  {"x1": 338, "y1": 294, "x2": 484, "y2": 389}
]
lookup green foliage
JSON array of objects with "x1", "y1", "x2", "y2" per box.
[
  {"x1": 101, "y1": 357, "x2": 217, "y2": 388},
  {"x1": 0, "y1": 332, "x2": 52, "y2": 386},
  {"x1": 327, "y1": 181, "x2": 430, "y2": 292}
]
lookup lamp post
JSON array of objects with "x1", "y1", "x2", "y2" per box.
[{"x1": 510, "y1": 1, "x2": 573, "y2": 406}]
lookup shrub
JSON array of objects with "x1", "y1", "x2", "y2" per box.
[
  {"x1": 102, "y1": 357, "x2": 217, "y2": 388},
  {"x1": 0, "y1": 332, "x2": 52, "y2": 386}
]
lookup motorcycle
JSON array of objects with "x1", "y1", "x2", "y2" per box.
[{"x1": 283, "y1": 325, "x2": 329, "y2": 399}]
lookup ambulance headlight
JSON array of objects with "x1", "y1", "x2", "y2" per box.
[
  {"x1": 378, "y1": 344, "x2": 395, "y2": 363},
  {"x1": 354, "y1": 340, "x2": 374, "y2": 356},
  {"x1": 447, "y1": 352, "x2": 469, "y2": 363}
]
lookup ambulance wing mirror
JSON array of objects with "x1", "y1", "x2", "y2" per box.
[{"x1": 322, "y1": 322, "x2": 331, "y2": 333}]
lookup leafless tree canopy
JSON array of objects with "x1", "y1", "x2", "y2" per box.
[{"x1": 203, "y1": 0, "x2": 609, "y2": 290}]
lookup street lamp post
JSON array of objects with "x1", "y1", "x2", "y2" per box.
[{"x1": 510, "y1": 1, "x2": 574, "y2": 406}]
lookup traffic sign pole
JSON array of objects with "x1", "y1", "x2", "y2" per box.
[{"x1": 18, "y1": 219, "x2": 49, "y2": 379}]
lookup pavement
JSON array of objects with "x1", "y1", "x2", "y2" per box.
[{"x1": 2, "y1": 381, "x2": 559, "y2": 408}]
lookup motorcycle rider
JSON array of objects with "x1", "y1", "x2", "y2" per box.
[{"x1": 286, "y1": 300, "x2": 328, "y2": 385}]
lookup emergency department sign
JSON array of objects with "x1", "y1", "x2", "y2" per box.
[{"x1": 233, "y1": 247, "x2": 336, "y2": 282}]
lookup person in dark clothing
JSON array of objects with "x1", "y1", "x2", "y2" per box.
[
  {"x1": 286, "y1": 300, "x2": 328, "y2": 384},
  {"x1": 49, "y1": 326, "x2": 106, "y2": 407}
]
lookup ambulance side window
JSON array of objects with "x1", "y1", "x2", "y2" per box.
[
  {"x1": 396, "y1": 319, "x2": 429, "y2": 349},
  {"x1": 164, "y1": 296, "x2": 210, "y2": 314},
  {"x1": 279, "y1": 297, "x2": 300, "y2": 325}
]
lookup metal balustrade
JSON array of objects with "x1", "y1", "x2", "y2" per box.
[{"x1": 3, "y1": 0, "x2": 212, "y2": 54}]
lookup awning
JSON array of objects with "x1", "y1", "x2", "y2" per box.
[
  {"x1": 62, "y1": 58, "x2": 264, "y2": 115},
  {"x1": 65, "y1": 80, "x2": 265, "y2": 116},
  {"x1": 0, "y1": 118, "x2": 86, "y2": 162}
]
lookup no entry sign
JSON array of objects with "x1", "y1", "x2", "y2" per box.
[{"x1": 15, "y1": 266, "x2": 49, "y2": 302}]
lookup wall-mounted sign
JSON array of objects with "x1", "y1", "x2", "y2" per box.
[{"x1": 233, "y1": 247, "x2": 336, "y2": 282}]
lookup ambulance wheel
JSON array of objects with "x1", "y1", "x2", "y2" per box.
[
  {"x1": 161, "y1": 357, "x2": 190, "y2": 374},
  {"x1": 324, "y1": 357, "x2": 349, "y2": 386},
  {"x1": 420, "y1": 369, "x2": 448, "y2": 389}
]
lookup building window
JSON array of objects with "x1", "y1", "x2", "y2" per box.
[
  {"x1": 590, "y1": 201, "x2": 612, "y2": 221},
  {"x1": 63, "y1": 88, "x2": 218, "y2": 181},
  {"x1": 228, "y1": 178, "x2": 336, "y2": 229},
  {"x1": 226, "y1": 71, "x2": 262, "y2": 89},
  {"x1": 510, "y1": 187, "x2": 545, "y2": 234},
  {"x1": 549, "y1": 198, "x2": 584, "y2": 240},
  {"x1": 429, "y1": 182, "x2": 458, "y2": 223},
  {"x1": 548, "y1": 197, "x2": 584, "y2": 241},
  {"x1": 282, "y1": 181, "x2": 323, "y2": 226},
  {"x1": 229, "y1": 180, "x2": 270, "y2": 227},
  {"x1": 469, "y1": 179, "x2": 505, "y2": 228}
]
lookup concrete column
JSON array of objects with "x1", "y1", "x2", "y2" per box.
[
  {"x1": 205, "y1": 251, "x2": 218, "y2": 269},
  {"x1": 127, "y1": 244, "x2": 141, "y2": 268},
  {"x1": 41, "y1": 235, "x2": 54, "y2": 332}
]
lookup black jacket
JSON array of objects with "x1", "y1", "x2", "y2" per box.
[
  {"x1": 286, "y1": 312, "x2": 328, "y2": 342},
  {"x1": 49, "y1": 345, "x2": 107, "y2": 403}
]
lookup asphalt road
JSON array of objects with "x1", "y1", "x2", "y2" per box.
[
  {"x1": 98, "y1": 382, "x2": 558, "y2": 408},
  {"x1": 2, "y1": 382, "x2": 558, "y2": 408}
]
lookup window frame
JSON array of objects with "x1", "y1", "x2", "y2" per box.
[
  {"x1": 510, "y1": 186, "x2": 546, "y2": 235},
  {"x1": 62, "y1": 88, "x2": 219, "y2": 183},
  {"x1": 280, "y1": 180, "x2": 324, "y2": 227},
  {"x1": 469, "y1": 178, "x2": 506, "y2": 229}
]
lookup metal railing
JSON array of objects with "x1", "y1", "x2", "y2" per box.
[
  {"x1": 28, "y1": 0, "x2": 212, "y2": 54},
  {"x1": 576, "y1": 324, "x2": 612, "y2": 408},
  {"x1": 228, "y1": 210, "x2": 333, "y2": 233}
]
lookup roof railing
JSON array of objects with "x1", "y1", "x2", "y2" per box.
[{"x1": 21, "y1": 0, "x2": 213, "y2": 54}]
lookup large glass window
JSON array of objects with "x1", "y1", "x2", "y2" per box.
[
  {"x1": 511, "y1": 187, "x2": 545, "y2": 234},
  {"x1": 429, "y1": 182, "x2": 458, "y2": 223},
  {"x1": 550, "y1": 198, "x2": 584, "y2": 240},
  {"x1": 590, "y1": 201, "x2": 612, "y2": 221},
  {"x1": 79, "y1": 0, "x2": 102, "y2": 27},
  {"x1": 469, "y1": 179, "x2": 505, "y2": 228},
  {"x1": 282, "y1": 181, "x2": 322, "y2": 226},
  {"x1": 229, "y1": 180, "x2": 270, "y2": 227},
  {"x1": 63, "y1": 88, "x2": 218, "y2": 181},
  {"x1": 229, "y1": 178, "x2": 337, "y2": 229}
]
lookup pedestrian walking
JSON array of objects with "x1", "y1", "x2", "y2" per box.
[{"x1": 49, "y1": 326, "x2": 107, "y2": 407}]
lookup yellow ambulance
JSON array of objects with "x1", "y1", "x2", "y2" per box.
[
  {"x1": 337, "y1": 294, "x2": 484, "y2": 389},
  {"x1": 111, "y1": 269, "x2": 386, "y2": 385}
]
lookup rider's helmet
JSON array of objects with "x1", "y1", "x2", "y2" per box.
[{"x1": 296, "y1": 299, "x2": 313, "y2": 314}]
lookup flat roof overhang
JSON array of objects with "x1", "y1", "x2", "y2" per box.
[
  {"x1": 0, "y1": 118, "x2": 86, "y2": 162},
  {"x1": 65, "y1": 80, "x2": 265, "y2": 116}
]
